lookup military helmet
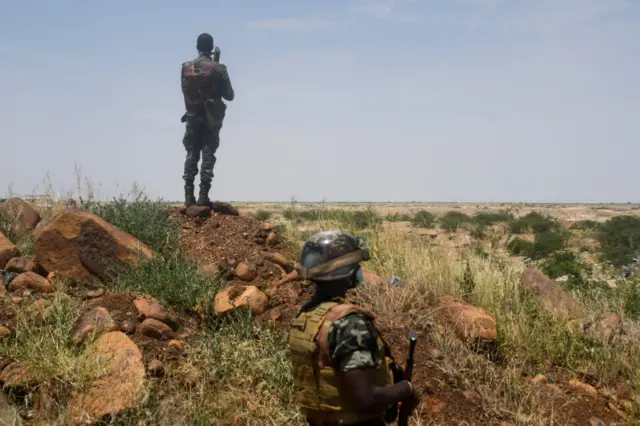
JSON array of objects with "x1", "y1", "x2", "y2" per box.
[{"x1": 296, "y1": 231, "x2": 370, "y2": 282}]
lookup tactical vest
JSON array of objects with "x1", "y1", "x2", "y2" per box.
[
  {"x1": 181, "y1": 56, "x2": 221, "y2": 110},
  {"x1": 289, "y1": 301, "x2": 394, "y2": 425}
]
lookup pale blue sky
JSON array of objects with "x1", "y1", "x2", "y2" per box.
[{"x1": 1, "y1": 0, "x2": 638, "y2": 203}]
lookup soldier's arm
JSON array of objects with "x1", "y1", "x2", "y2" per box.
[
  {"x1": 329, "y1": 314, "x2": 413, "y2": 414},
  {"x1": 215, "y1": 63, "x2": 235, "y2": 101}
]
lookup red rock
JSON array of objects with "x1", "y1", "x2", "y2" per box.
[
  {"x1": 275, "y1": 270, "x2": 300, "y2": 287},
  {"x1": 530, "y1": 374, "x2": 548, "y2": 385},
  {"x1": 69, "y1": 307, "x2": 119, "y2": 346},
  {"x1": 185, "y1": 205, "x2": 211, "y2": 218},
  {"x1": 0, "y1": 326, "x2": 10, "y2": 337},
  {"x1": 85, "y1": 288, "x2": 106, "y2": 299},
  {"x1": 569, "y1": 379, "x2": 597, "y2": 396},
  {"x1": 214, "y1": 285, "x2": 268, "y2": 316},
  {"x1": 168, "y1": 340, "x2": 183, "y2": 349},
  {"x1": 235, "y1": 262, "x2": 257, "y2": 281},
  {"x1": 33, "y1": 209, "x2": 154, "y2": 282},
  {"x1": 0, "y1": 362, "x2": 36, "y2": 387},
  {"x1": 4, "y1": 256, "x2": 37, "y2": 274},
  {"x1": 266, "y1": 232, "x2": 278, "y2": 246},
  {"x1": 119, "y1": 321, "x2": 136, "y2": 335},
  {"x1": 260, "y1": 222, "x2": 274, "y2": 231},
  {"x1": 8, "y1": 272, "x2": 53, "y2": 293},
  {"x1": 139, "y1": 318, "x2": 173, "y2": 339},
  {"x1": 66, "y1": 332, "x2": 146, "y2": 425},
  {"x1": 521, "y1": 269, "x2": 583, "y2": 319},
  {"x1": 438, "y1": 296, "x2": 497, "y2": 342},
  {"x1": 133, "y1": 296, "x2": 179, "y2": 330},
  {"x1": 362, "y1": 267, "x2": 385, "y2": 286},
  {"x1": 0, "y1": 233, "x2": 20, "y2": 269},
  {"x1": 0, "y1": 198, "x2": 41, "y2": 236},
  {"x1": 261, "y1": 252, "x2": 293, "y2": 271}
]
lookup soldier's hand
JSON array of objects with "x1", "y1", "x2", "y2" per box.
[{"x1": 399, "y1": 381, "x2": 421, "y2": 415}]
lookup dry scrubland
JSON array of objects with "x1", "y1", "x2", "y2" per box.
[{"x1": 1, "y1": 182, "x2": 640, "y2": 425}]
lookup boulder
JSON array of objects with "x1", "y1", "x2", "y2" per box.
[
  {"x1": 214, "y1": 285, "x2": 268, "y2": 316},
  {"x1": 33, "y1": 209, "x2": 153, "y2": 282},
  {"x1": 69, "y1": 307, "x2": 119, "y2": 346},
  {"x1": 139, "y1": 318, "x2": 173, "y2": 340},
  {"x1": 0, "y1": 233, "x2": 20, "y2": 270},
  {"x1": 438, "y1": 296, "x2": 497, "y2": 342},
  {"x1": 275, "y1": 270, "x2": 300, "y2": 287},
  {"x1": 261, "y1": 252, "x2": 293, "y2": 272},
  {"x1": 235, "y1": 262, "x2": 257, "y2": 281},
  {"x1": 0, "y1": 198, "x2": 41, "y2": 236},
  {"x1": 184, "y1": 205, "x2": 211, "y2": 218},
  {"x1": 0, "y1": 362, "x2": 36, "y2": 388},
  {"x1": 8, "y1": 272, "x2": 53, "y2": 294},
  {"x1": 66, "y1": 332, "x2": 146, "y2": 425},
  {"x1": 266, "y1": 232, "x2": 279, "y2": 246},
  {"x1": 521, "y1": 269, "x2": 583, "y2": 319},
  {"x1": 5, "y1": 257, "x2": 35, "y2": 274},
  {"x1": 211, "y1": 201, "x2": 239, "y2": 216},
  {"x1": 583, "y1": 312, "x2": 623, "y2": 342}
]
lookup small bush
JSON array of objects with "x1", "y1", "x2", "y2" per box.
[
  {"x1": 507, "y1": 230, "x2": 567, "y2": 260},
  {"x1": 440, "y1": 211, "x2": 471, "y2": 231},
  {"x1": 473, "y1": 211, "x2": 514, "y2": 226},
  {"x1": 507, "y1": 237, "x2": 535, "y2": 257},
  {"x1": 348, "y1": 210, "x2": 380, "y2": 230},
  {"x1": 254, "y1": 210, "x2": 272, "y2": 221},
  {"x1": 87, "y1": 193, "x2": 178, "y2": 253},
  {"x1": 510, "y1": 212, "x2": 558, "y2": 234},
  {"x1": 411, "y1": 211, "x2": 436, "y2": 228},
  {"x1": 570, "y1": 220, "x2": 601, "y2": 231},
  {"x1": 596, "y1": 215, "x2": 640, "y2": 268},
  {"x1": 106, "y1": 252, "x2": 220, "y2": 310},
  {"x1": 385, "y1": 212, "x2": 412, "y2": 222},
  {"x1": 540, "y1": 251, "x2": 596, "y2": 291}
]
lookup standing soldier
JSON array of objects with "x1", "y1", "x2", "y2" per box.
[
  {"x1": 180, "y1": 32, "x2": 235, "y2": 207},
  {"x1": 289, "y1": 231, "x2": 421, "y2": 426}
]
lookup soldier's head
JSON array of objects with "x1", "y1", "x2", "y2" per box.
[
  {"x1": 297, "y1": 231, "x2": 369, "y2": 297},
  {"x1": 196, "y1": 33, "x2": 214, "y2": 54}
]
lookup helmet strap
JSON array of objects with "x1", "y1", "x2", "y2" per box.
[{"x1": 295, "y1": 249, "x2": 370, "y2": 280}]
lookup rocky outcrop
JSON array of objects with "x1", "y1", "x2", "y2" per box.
[
  {"x1": 438, "y1": 296, "x2": 497, "y2": 343},
  {"x1": 0, "y1": 233, "x2": 20, "y2": 269},
  {"x1": 521, "y1": 269, "x2": 583, "y2": 319},
  {"x1": 69, "y1": 307, "x2": 119, "y2": 346},
  {"x1": 8, "y1": 272, "x2": 53, "y2": 294},
  {"x1": 214, "y1": 285, "x2": 268, "y2": 316},
  {"x1": 33, "y1": 209, "x2": 153, "y2": 282},
  {"x1": 66, "y1": 332, "x2": 146, "y2": 425}
]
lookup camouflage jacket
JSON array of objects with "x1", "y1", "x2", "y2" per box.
[
  {"x1": 181, "y1": 53, "x2": 234, "y2": 114},
  {"x1": 327, "y1": 311, "x2": 380, "y2": 372}
]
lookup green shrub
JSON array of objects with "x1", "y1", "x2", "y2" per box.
[
  {"x1": 570, "y1": 220, "x2": 601, "y2": 231},
  {"x1": 473, "y1": 211, "x2": 514, "y2": 226},
  {"x1": 440, "y1": 211, "x2": 471, "y2": 231},
  {"x1": 596, "y1": 216, "x2": 640, "y2": 268},
  {"x1": 87, "y1": 194, "x2": 177, "y2": 253},
  {"x1": 507, "y1": 237, "x2": 535, "y2": 257},
  {"x1": 507, "y1": 230, "x2": 567, "y2": 260},
  {"x1": 254, "y1": 210, "x2": 272, "y2": 221},
  {"x1": 385, "y1": 212, "x2": 412, "y2": 222},
  {"x1": 510, "y1": 212, "x2": 558, "y2": 234},
  {"x1": 411, "y1": 211, "x2": 436, "y2": 228}
]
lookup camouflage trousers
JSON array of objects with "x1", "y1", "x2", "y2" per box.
[{"x1": 182, "y1": 114, "x2": 222, "y2": 187}]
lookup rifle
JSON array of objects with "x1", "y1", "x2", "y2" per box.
[
  {"x1": 214, "y1": 46, "x2": 221, "y2": 62},
  {"x1": 398, "y1": 331, "x2": 419, "y2": 426}
]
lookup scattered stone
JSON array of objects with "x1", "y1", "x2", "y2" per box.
[
  {"x1": 214, "y1": 285, "x2": 268, "y2": 316},
  {"x1": 0, "y1": 326, "x2": 10, "y2": 338},
  {"x1": 134, "y1": 296, "x2": 180, "y2": 330},
  {"x1": 0, "y1": 391, "x2": 22, "y2": 426},
  {"x1": 235, "y1": 262, "x2": 258, "y2": 281},
  {"x1": 0, "y1": 198, "x2": 41, "y2": 236},
  {"x1": 260, "y1": 222, "x2": 274, "y2": 231},
  {"x1": 555, "y1": 275, "x2": 569, "y2": 283},
  {"x1": 33, "y1": 209, "x2": 154, "y2": 282},
  {"x1": 266, "y1": 231, "x2": 278, "y2": 246},
  {"x1": 85, "y1": 288, "x2": 105, "y2": 299},
  {"x1": 210, "y1": 201, "x2": 239, "y2": 216},
  {"x1": 261, "y1": 252, "x2": 293, "y2": 272},
  {"x1": 462, "y1": 390, "x2": 478, "y2": 402},
  {"x1": 438, "y1": 296, "x2": 497, "y2": 343},
  {"x1": 0, "y1": 233, "x2": 20, "y2": 270},
  {"x1": 147, "y1": 359, "x2": 165, "y2": 377},
  {"x1": 8, "y1": 272, "x2": 53, "y2": 294},
  {"x1": 0, "y1": 362, "x2": 36, "y2": 388},
  {"x1": 583, "y1": 312, "x2": 623, "y2": 342},
  {"x1": 590, "y1": 417, "x2": 605, "y2": 426},
  {"x1": 168, "y1": 340, "x2": 183, "y2": 349},
  {"x1": 521, "y1": 269, "x2": 583, "y2": 319},
  {"x1": 530, "y1": 374, "x2": 548, "y2": 385},
  {"x1": 120, "y1": 321, "x2": 136, "y2": 335},
  {"x1": 569, "y1": 379, "x2": 597, "y2": 396},
  {"x1": 66, "y1": 332, "x2": 146, "y2": 425},
  {"x1": 140, "y1": 318, "x2": 173, "y2": 340},
  {"x1": 430, "y1": 348, "x2": 443, "y2": 360},
  {"x1": 69, "y1": 307, "x2": 119, "y2": 346},
  {"x1": 4, "y1": 257, "x2": 37, "y2": 274},
  {"x1": 386, "y1": 276, "x2": 404, "y2": 287},
  {"x1": 185, "y1": 205, "x2": 211, "y2": 218}
]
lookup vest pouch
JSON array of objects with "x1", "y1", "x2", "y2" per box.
[{"x1": 203, "y1": 98, "x2": 226, "y2": 129}]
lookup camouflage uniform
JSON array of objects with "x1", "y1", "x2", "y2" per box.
[
  {"x1": 328, "y1": 312, "x2": 379, "y2": 372},
  {"x1": 180, "y1": 52, "x2": 234, "y2": 205}
]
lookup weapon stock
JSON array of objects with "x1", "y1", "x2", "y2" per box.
[
  {"x1": 398, "y1": 331, "x2": 419, "y2": 426},
  {"x1": 214, "y1": 46, "x2": 221, "y2": 62}
]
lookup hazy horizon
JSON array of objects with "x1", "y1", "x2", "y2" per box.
[{"x1": 2, "y1": 0, "x2": 638, "y2": 204}]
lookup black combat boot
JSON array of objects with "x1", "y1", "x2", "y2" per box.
[
  {"x1": 184, "y1": 184, "x2": 196, "y2": 207},
  {"x1": 196, "y1": 182, "x2": 211, "y2": 207}
]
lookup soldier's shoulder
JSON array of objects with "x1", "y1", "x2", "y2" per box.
[{"x1": 329, "y1": 311, "x2": 377, "y2": 347}]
